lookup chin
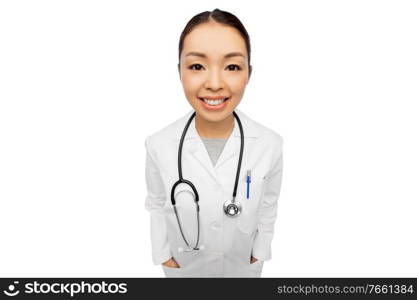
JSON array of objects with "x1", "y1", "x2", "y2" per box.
[{"x1": 196, "y1": 109, "x2": 234, "y2": 123}]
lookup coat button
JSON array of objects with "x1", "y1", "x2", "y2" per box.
[{"x1": 210, "y1": 221, "x2": 221, "y2": 230}]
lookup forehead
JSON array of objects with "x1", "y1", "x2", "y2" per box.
[{"x1": 182, "y1": 22, "x2": 247, "y2": 58}]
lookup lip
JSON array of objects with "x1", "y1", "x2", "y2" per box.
[
  {"x1": 199, "y1": 96, "x2": 230, "y2": 100},
  {"x1": 198, "y1": 97, "x2": 230, "y2": 111}
]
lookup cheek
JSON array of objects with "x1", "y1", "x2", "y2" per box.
[
  {"x1": 229, "y1": 76, "x2": 248, "y2": 94},
  {"x1": 182, "y1": 75, "x2": 201, "y2": 94}
]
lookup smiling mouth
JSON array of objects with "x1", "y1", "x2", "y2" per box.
[{"x1": 198, "y1": 97, "x2": 230, "y2": 106}]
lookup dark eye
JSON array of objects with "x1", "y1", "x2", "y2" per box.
[
  {"x1": 227, "y1": 64, "x2": 241, "y2": 71},
  {"x1": 188, "y1": 64, "x2": 204, "y2": 70}
]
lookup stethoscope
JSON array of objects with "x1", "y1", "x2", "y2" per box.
[{"x1": 170, "y1": 110, "x2": 244, "y2": 251}]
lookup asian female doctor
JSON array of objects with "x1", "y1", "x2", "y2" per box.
[{"x1": 145, "y1": 8, "x2": 283, "y2": 277}]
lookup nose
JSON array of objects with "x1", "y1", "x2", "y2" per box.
[{"x1": 204, "y1": 68, "x2": 224, "y2": 91}]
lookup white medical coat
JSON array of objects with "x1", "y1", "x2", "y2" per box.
[{"x1": 145, "y1": 109, "x2": 283, "y2": 277}]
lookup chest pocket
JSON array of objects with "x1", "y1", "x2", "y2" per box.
[{"x1": 236, "y1": 171, "x2": 268, "y2": 234}]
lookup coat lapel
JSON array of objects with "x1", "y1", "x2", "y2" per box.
[
  {"x1": 213, "y1": 119, "x2": 239, "y2": 170},
  {"x1": 184, "y1": 117, "x2": 218, "y2": 182}
]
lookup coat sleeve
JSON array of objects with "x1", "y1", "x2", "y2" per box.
[
  {"x1": 251, "y1": 139, "x2": 283, "y2": 261},
  {"x1": 144, "y1": 136, "x2": 172, "y2": 265}
]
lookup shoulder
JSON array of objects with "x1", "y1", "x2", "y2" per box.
[
  {"x1": 144, "y1": 110, "x2": 193, "y2": 152},
  {"x1": 237, "y1": 109, "x2": 283, "y2": 150}
]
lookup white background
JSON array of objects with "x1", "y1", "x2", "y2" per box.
[{"x1": 1, "y1": 0, "x2": 416, "y2": 277}]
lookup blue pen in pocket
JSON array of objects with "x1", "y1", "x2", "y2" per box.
[{"x1": 246, "y1": 170, "x2": 251, "y2": 199}]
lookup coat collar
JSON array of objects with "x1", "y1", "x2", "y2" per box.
[{"x1": 171, "y1": 108, "x2": 260, "y2": 184}]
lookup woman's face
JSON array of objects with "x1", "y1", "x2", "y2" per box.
[{"x1": 179, "y1": 21, "x2": 251, "y2": 123}]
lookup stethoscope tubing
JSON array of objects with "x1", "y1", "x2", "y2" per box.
[{"x1": 170, "y1": 110, "x2": 244, "y2": 251}]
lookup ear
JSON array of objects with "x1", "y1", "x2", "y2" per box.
[
  {"x1": 248, "y1": 65, "x2": 252, "y2": 81},
  {"x1": 178, "y1": 63, "x2": 181, "y2": 80}
]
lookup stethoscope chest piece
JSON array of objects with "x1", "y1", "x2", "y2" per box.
[{"x1": 223, "y1": 199, "x2": 242, "y2": 217}]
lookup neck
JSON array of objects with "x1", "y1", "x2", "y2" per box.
[{"x1": 195, "y1": 113, "x2": 234, "y2": 139}]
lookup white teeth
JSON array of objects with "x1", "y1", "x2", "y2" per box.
[{"x1": 203, "y1": 98, "x2": 227, "y2": 106}]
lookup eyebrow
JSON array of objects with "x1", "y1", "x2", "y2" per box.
[{"x1": 185, "y1": 51, "x2": 245, "y2": 59}]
